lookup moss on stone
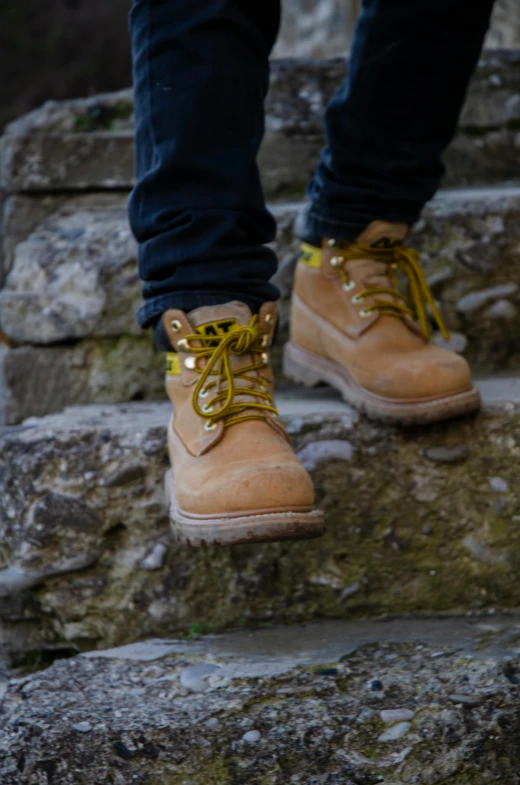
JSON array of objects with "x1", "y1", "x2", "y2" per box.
[
  {"x1": 144, "y1": 756, "x2": 231, "y2": 785},
  {"x1": 73, "y1": 100, "x2": 134, "y2": 134},
  {"x1": 88, "y1": 335, "x2": 164, "y2": 402}
]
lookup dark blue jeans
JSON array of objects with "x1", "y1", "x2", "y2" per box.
[{"x1": 129, "y1": 0, "x2": 495, "y2": 330}]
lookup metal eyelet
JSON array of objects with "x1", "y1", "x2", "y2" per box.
[
  {"x1": 204, "y1": 421, "x2": 217, "y2": 432},
  {"x1": 199, "y1": 388, "x2": 209, "y2": 399},
  {"x1": 342, "y1": 281, "x2": 355, "y2": 292},
  {"x1": 261, "y1": 335, "x2": 270, "y2": 348},
  {"x1": 202, "y1": 403, "x2": 213, "y2": 414},
  {"x1": 184, "y1": 356, "x2": 197, "y2": 370},
  {"x1": 352, "y1": 294, "x2": 364, "y2": 304},
  {"x1": 360, "y1": 309, "x2": 371, "y2": 318},
  {"x1": 170, "y1": 320, "x2": 182, "y2": 332},
  {"x1": 265, "y1": 313, "x2": 273, "y2": 324},
  {"x1": 327, "y1": 238, "x2": 337, "y2": 247},
  {"x1": 261, "y1": 352, "x2": 269, "y2": 365},
  {"x1": 330, "y1": 255, "x2": 344, "y2": 268},
  {"x1": 177, "y1": 338, "x2": 190, "y2": 352}
]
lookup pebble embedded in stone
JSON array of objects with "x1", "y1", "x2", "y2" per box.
[
  {"x1": 505, "y1": 93, "x2": 520, "y2": 122},
  {"x1": 422, "y1": 524, "x2": 433, "y2": 535},
  {"x1": 141, "y1": 438, "x2": 165, "y2": 456},
  {"x1": 369, "y1": 680, "x2": 384, "y2": 692},
  {"x1": 486, "y1": 299, "x2": 518, "y2": 321},
  {"x1": 105, "y1": 463, "x2": 146, "y2": 488},
  {"x1": 242, "y1": 730, "x2": 261, "y2": 743},
  {"x1": 463, "y1": 534, "x2": 509, "y2": 566},
  {"x1": 489, "y1": 476, "x2": 509, "y2": 493},
  {"x1": 380, "y1": 708, "x2": 415, "y2": 723},
  {"x1": 340, "y1": 584, "x2": 360, "y2": 602},
  {"x1": 448, "y1": 694, "x2": 483, "y2": 708},
  {"x1": 456, "y1": 283, "x2": 518, "y2": 314},
  {"x1": 179, "y1": 664, "x2": 221, "y2": 693},
  {"x1": 423, "y1": 445, "x2": 470, "y2": 464},
  {"x1": 378, "y1": 721, "x2": 412, "y2": 742},
  {"x1": 140, "y1": 543, "x2": 168, "y2": 571},
  {"x1": 113, "y1": 741, "x2": 133, "y2": 760},
  {"x1": 426, "y1": 266, "x2": 453, "y2": 291},
  {"x1": 296, "y1": 439, "x2": 354, "y2": 471},
  {"x1": 71, "y1": 721, "x2": 92, "y2": 733},
  {"x1": 57, "y1": 227, "x2": 85, "y2": 242}
]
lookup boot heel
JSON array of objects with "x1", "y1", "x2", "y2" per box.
[{"x1": 283, "y1": 343, "x2": 324, "y2": 388}]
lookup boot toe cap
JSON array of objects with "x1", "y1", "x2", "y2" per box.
[
  {"x1": 179, "y1": 461, "x2": 315, "y2": 516},
  {"x1": 373, "y1": 347, "x2": 473, "y2": 400}
]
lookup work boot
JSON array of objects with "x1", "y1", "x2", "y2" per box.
[
  {"x1": 284, "y1": 221, "x2": 480, "y2": 425},
  {"x1": 162, "y1": 301, "x2": 324, "y2": 546}
]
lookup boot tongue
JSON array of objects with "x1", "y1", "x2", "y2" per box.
[
  {"x1": 187, "y1": 302, "x2": 265, "y2": 412},
  {"x1": 346, "y1": 220, "x2": 409, "y2": 291},
  {"x1": 188, "y1": 301, "x2": 253, "y2": 337},
  {"x1": 356, "y1": 220, "x2": 408, "y2": 246},
  {"x1": 345, "y1": 258, "x2": 391, "y2": 290}
]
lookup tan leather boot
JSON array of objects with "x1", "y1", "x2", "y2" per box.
[
  {"x1": 162, "y1": 301, "x2": 324, "y2": 546},
  {"x1": 284, "y1": 221, "x2": 480, "y2": 425}
]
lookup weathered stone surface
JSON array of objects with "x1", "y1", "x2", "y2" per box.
[
  {"x1": 0, "y1": 336, "x2": 164, "y2": 425},
  {"x1": 0, "y1": 193, "x2": 68, "y2": 286},
  {"x1": 0, "y1": 89, "x2": 135, "y2": 192},
  {"x1": 408, "y1": 186, "x2": 520, "y2": 372},
  {"x1": 2, "y1": 52, "x2": 520, "y2": 195},
  {"x1": 2, "y1": 617, "x2": 520, "y2": 784},
  {"x1": 0, "y1": 193, "x2": 141, "y2": 343},
  {"x1": 1, "y1": 381, "x2": 520, "y2": 656},
  {"x1": 486, "y1": 0, "x2": 520, "y2": 49},
  {"x1": 274, "y1": 0, "x2": 520, "y2": 57},
  {"x1": 275, "y1": 0, "x2": 361, "y2": 57}
]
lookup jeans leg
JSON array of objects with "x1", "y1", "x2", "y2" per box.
[
  {"x1": 129, "y1": 0, "x2": 281, "y2": 328},
  {"x1": 306, "y1": 0, "x2": 496, "y2": 242}
]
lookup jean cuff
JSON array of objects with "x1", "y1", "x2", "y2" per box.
[
  {"x1": 136, "y1": 291, "x2": 269, "y2": 329},
  {"x1": 306, "y1": 206, "x2": 370, "y2": 243}
]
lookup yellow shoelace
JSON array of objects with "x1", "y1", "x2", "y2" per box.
[
  {"x1": 338, "y1": 241, "x2": 449, "y2": 341},
  {"x1": 186, "y1": 316, "x2": 279, "y2": 431}
]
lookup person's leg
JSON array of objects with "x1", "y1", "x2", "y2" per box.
[
  {"x1": 287, "y1": 0, "x2": 493, "y2": 424},
  {"x1": 306, "y1": 0, "x2": 496, "y2": 240},
  {"x1": 128, "y1": 0, "x2": 280, "y2": 332},
  {"x1": 128, "y1": 0, "x2": 323, "y2": 546}
]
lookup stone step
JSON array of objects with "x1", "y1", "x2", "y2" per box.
[
  {"x1": 1, "y1": 186, "x2": 520, "y2": 424},
  {"x1": 2, "y1": 616, "x2": 520, "y2": 784},
  {"x1": 0, "y1": 337, "x2": 165, "y2": 426},
  {"x1": 1, "y1": 378, "x2": 519, "y2": 658},
  {"x1": 1, "y1": 51, "x2": 519, "y2": 199}
]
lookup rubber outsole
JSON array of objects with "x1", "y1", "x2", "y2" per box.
[
  {"x1": 284, "y1": 341, "x2": 481, "y2": 426},
  {"x1": 165, "y1": 471, "x2": 325, "y2": 547}
]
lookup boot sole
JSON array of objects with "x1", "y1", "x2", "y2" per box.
[
  {"x1": 164, "y1": 471, "x2": 325, "y2": 547},
  {"x1": 284, "y1": 342, "x2": 481, "y2": 426}
]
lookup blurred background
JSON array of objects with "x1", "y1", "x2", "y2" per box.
[{"x1": 1, "y1": 0, "x2": 518, "y2": 132}]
